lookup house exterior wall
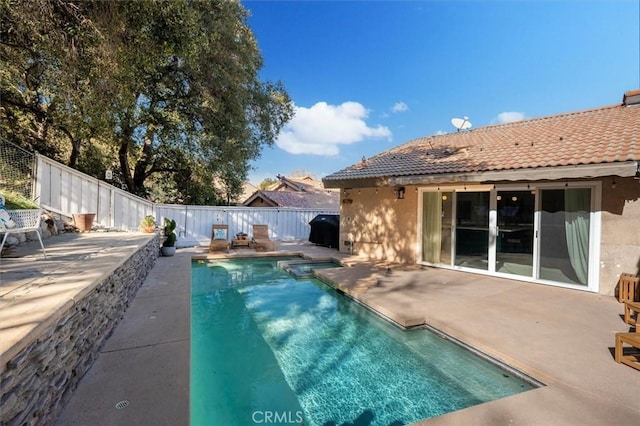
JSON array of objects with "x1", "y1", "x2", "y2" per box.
[
  {"x1": 600, "y1": 176, "x2": 640, "y2": 295},
  {"x1": 338, "y1": 177, "x2": 640, "y2": 296},
  {"x1": 338, "y1": 186, "x2": 419, "y2": 263}
]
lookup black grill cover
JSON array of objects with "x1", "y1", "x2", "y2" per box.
[{"x1": 308, "y1": 214, "x2": 339, "y2": 248}]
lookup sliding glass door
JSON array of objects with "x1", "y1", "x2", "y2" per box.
[
  {"x1": 454, "y1": 192, "x2": 490, "y2": 270},
  {"x1": 420, "y1": 185, "x2": 595, "y2": 288},
  {"x1": 496, "y1": 191, "x2": 535, "y2": 277},
  {"x1": 421, "y1": 191, "x2": 452, "y2": 264},
  {"x1": 539, "y1": 188, "x2": 591, "y2": 286}
]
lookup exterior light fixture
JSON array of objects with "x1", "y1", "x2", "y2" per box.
[
  {"x1": 511, "y1": 196, "x2": 518, "y2": 202},
  {"x1": 395, "y1": 186, "x2": 405, "y2": 200},
  {"x1": 442, "y1": 194, "x2": 448, "y2": 201}
]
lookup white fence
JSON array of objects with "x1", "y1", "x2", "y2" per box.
[
  {"x1": 35, "y1": 154, "x2": 338, "y2": 246},
  {"x1": 36, "y1": 154, "x2": 154, "y2": 230},
  {"x1": 155, "y1": 204, "x2": 338, "y2": 246}
]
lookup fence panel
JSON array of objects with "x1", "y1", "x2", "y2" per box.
[
  {"x1": 37, "y1": 155, "x2": 153, "y2": 229},
  {"x1": 154, "y1": 205, "x2": 339, "y2": 246},
  {"x1": 31, "y1": 153, "x2": 338, "y2": 240},
  {"x1": 113, "y1": 192, "x2": 154, "y2": 231},
  {"x1": 97, "y1": 185, "x2": 112, "y2": 228}
]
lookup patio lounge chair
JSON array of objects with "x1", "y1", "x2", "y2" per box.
[
  {"x1": 251, "y1": 224, "x2": 275, "y2": 252},
  {"x1": 209, "y1": 224, "x2": 229, "y2": 253},
  {"x1": 615, "y1": 332, "x2": 640, "y2": 371}
]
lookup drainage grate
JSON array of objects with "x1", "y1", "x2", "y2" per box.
[{"x1": 115, "y1": 400, "x2": 130, "y2": 409}]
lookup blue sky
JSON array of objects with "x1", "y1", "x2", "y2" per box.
[{"x1": 243, "y1": 0, "x2": 640, "y2": 185}]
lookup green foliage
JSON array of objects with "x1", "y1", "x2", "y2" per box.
[
  {"x1": 140, "y1": 215, "x2": 155, "y2": 229},
  {"x1": 259, "y1": 178, "x2": 278, "y2": 190},
  {"x1": 1, "y1": 191, "x2": 38, "y2": 209},
  {"x1": 162, "y1": 217, "x2": 177, "y2": 247},
  {"x1": 1, "y1": 0, "x2": 293, "y2": 205}
]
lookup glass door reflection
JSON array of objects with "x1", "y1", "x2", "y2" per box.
[
  {"x1": 496, "y1": 191, "x2": 535, "y2": 277},
  {"x1": 454, "y1": 191, "x2": 490, "y2": 270}
]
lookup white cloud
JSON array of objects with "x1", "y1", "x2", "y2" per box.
[
  {"x1": 493, "y1": 111, "x2": 525, "y2": 124},
  {"x1": 276, "y1": 101, "x2": 392, "y2": 156},
  {"x1": 392, "y1": 101, "x2": 409, "y2": 113}
]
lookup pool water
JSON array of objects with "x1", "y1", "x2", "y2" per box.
[{"x1": 191, "y1": 258, "x2": 534, "y2": 426}]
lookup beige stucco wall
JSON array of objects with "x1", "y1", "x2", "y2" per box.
[
  {"x1": 338, "y1": 186, "x2": 419, "y2": 263},
  {"x1": 339, "y1": 177, "x2": 640, "y2": 295},
  {"x1": 599, "y1": 176, "x2": 640, "y2": 295}
]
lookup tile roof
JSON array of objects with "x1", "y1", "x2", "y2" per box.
[
  {"x1": 323, "y1": 101, "x2": 640, "y2": 184},
  {"x1": 244, "y1": 189, "x2": 339, "y2": 209},
  {"x1": 270, "y1": 176, "x2": 326, "y2": 192}
]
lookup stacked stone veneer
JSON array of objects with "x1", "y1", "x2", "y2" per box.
[{"x1": 0, "y1": 236, "x2": 160, "y2": 425}]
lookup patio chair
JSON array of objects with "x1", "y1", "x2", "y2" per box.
[
  {"x1": 617, "y1": 273, "x2": 639, "y2": 303},
  {"x1": 0, "y1": 209, "x2": 47, "y2": 259},
  {"x1": 209, "y1": 224, "x2": 229, "y2": 253},
  {"x1": 615, "y1": 332, "x2": 640, "y2": 371},
  {"x1": 251, "y1": 224, "x2": 275, "y2": 252},
  {"x1": 623, "y1": 300, "x2": 640, "y2": 332}
]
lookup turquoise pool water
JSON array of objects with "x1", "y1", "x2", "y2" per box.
[{"x1": 191, "y1": 258, "x2": 534, "y2": 425}]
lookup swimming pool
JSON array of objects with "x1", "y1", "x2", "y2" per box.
[{"x1": 191, "y1": 258, "x2": 534, "y2": 425}]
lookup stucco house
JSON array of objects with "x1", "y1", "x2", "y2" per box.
[
  {"x1": 323, "y1": 90, "x2": 640, "y2": 295},
  {"x1": 243, "y1": 175, "x2": 339, "y2": 209}
]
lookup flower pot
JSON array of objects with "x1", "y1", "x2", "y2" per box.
[
  {"x1": 161, "y1": 246, "x2": 176, "y2": 257},
  {"x1": 73, "y1": 213, "x2": 95, "y2": 232}
]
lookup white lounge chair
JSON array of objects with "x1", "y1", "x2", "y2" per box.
[{"x1": 0, "y1": 209, "x2": 47, "y2": 259}]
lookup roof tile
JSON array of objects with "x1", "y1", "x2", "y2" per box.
[{"x1": 324, "y1": 102, "x2": 640, "y2": 183}]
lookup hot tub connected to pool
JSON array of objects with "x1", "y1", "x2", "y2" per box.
[{"x1": 277, "y1": 259, "x2": 343, "y2": 278}]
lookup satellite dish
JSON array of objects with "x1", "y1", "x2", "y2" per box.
[{"x1": 451, "y1": 116, "x2": 472, "y2": 131}]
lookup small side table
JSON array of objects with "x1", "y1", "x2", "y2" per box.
[{"x1": 231, "y1": 238, "x2": 251, "y2": 249}]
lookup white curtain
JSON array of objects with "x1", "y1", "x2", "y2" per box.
[
  {"x1": 422, "y1": 192, "x2": 442, "y2": 263},
  {"x1": 564, "y1": 188, "x2": 591, "y2": 285}
]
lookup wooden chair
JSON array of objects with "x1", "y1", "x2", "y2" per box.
[
  {"x1": 623, "y1": 300, "x2": 640, "y2": 332},
  {"x1": 615, "y1": 332, "x2": 640, "y2": 371},
  {"x1": 617, "y1": 273, "x2": 639, "y2": 303},
  {"x1": 251, "y1": 224, "x2": 275, "y2": 252},
  {"x1": 616, "y1": 273, "x2": 640, "y2": 332},
  {"x1": 209, "y1": 224, "x2": 229, "y2": 253}
]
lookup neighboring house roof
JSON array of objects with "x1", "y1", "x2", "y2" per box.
[
  {"x1": 269, "y1": 175, "x2": 325, "y2": 192},
  {"x1": 237, "y1": 181, "x2": 259, "y2": 203},
  {"x1": 243, "y1": 175, "x2": 339, "y2": 208},
  {"x1": 243, "y1": 189, "x2": 339, "y2": 209},
  {"x1": 323, "y1": 92, "x2": 640, "y2": 187},
  {"x1": 209, "y1": 178, "x2": 259, "y2": 205}
]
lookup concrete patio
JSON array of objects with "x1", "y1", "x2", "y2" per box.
[{"x1": 1, "y1": 233, "x2": 638, "y2": 425}]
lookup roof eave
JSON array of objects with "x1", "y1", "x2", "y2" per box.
[
  {"x1": 389, "y1": 161, "x2": 639, "y2": 186},
  {"x1": 322, "y1": 176, "x2": 391, "y2": 189}
]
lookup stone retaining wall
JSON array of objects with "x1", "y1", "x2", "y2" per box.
[{"x1": 0, "y1": 237, "x2": 159, "y2": 425}]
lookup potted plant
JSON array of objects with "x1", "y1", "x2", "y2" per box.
[
  {"x1": 140, "y1": 215, "x2": 156, "y2": 233},
  {"x1": 161, "y1": 217, "x2": 177, "y2": 256}
]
